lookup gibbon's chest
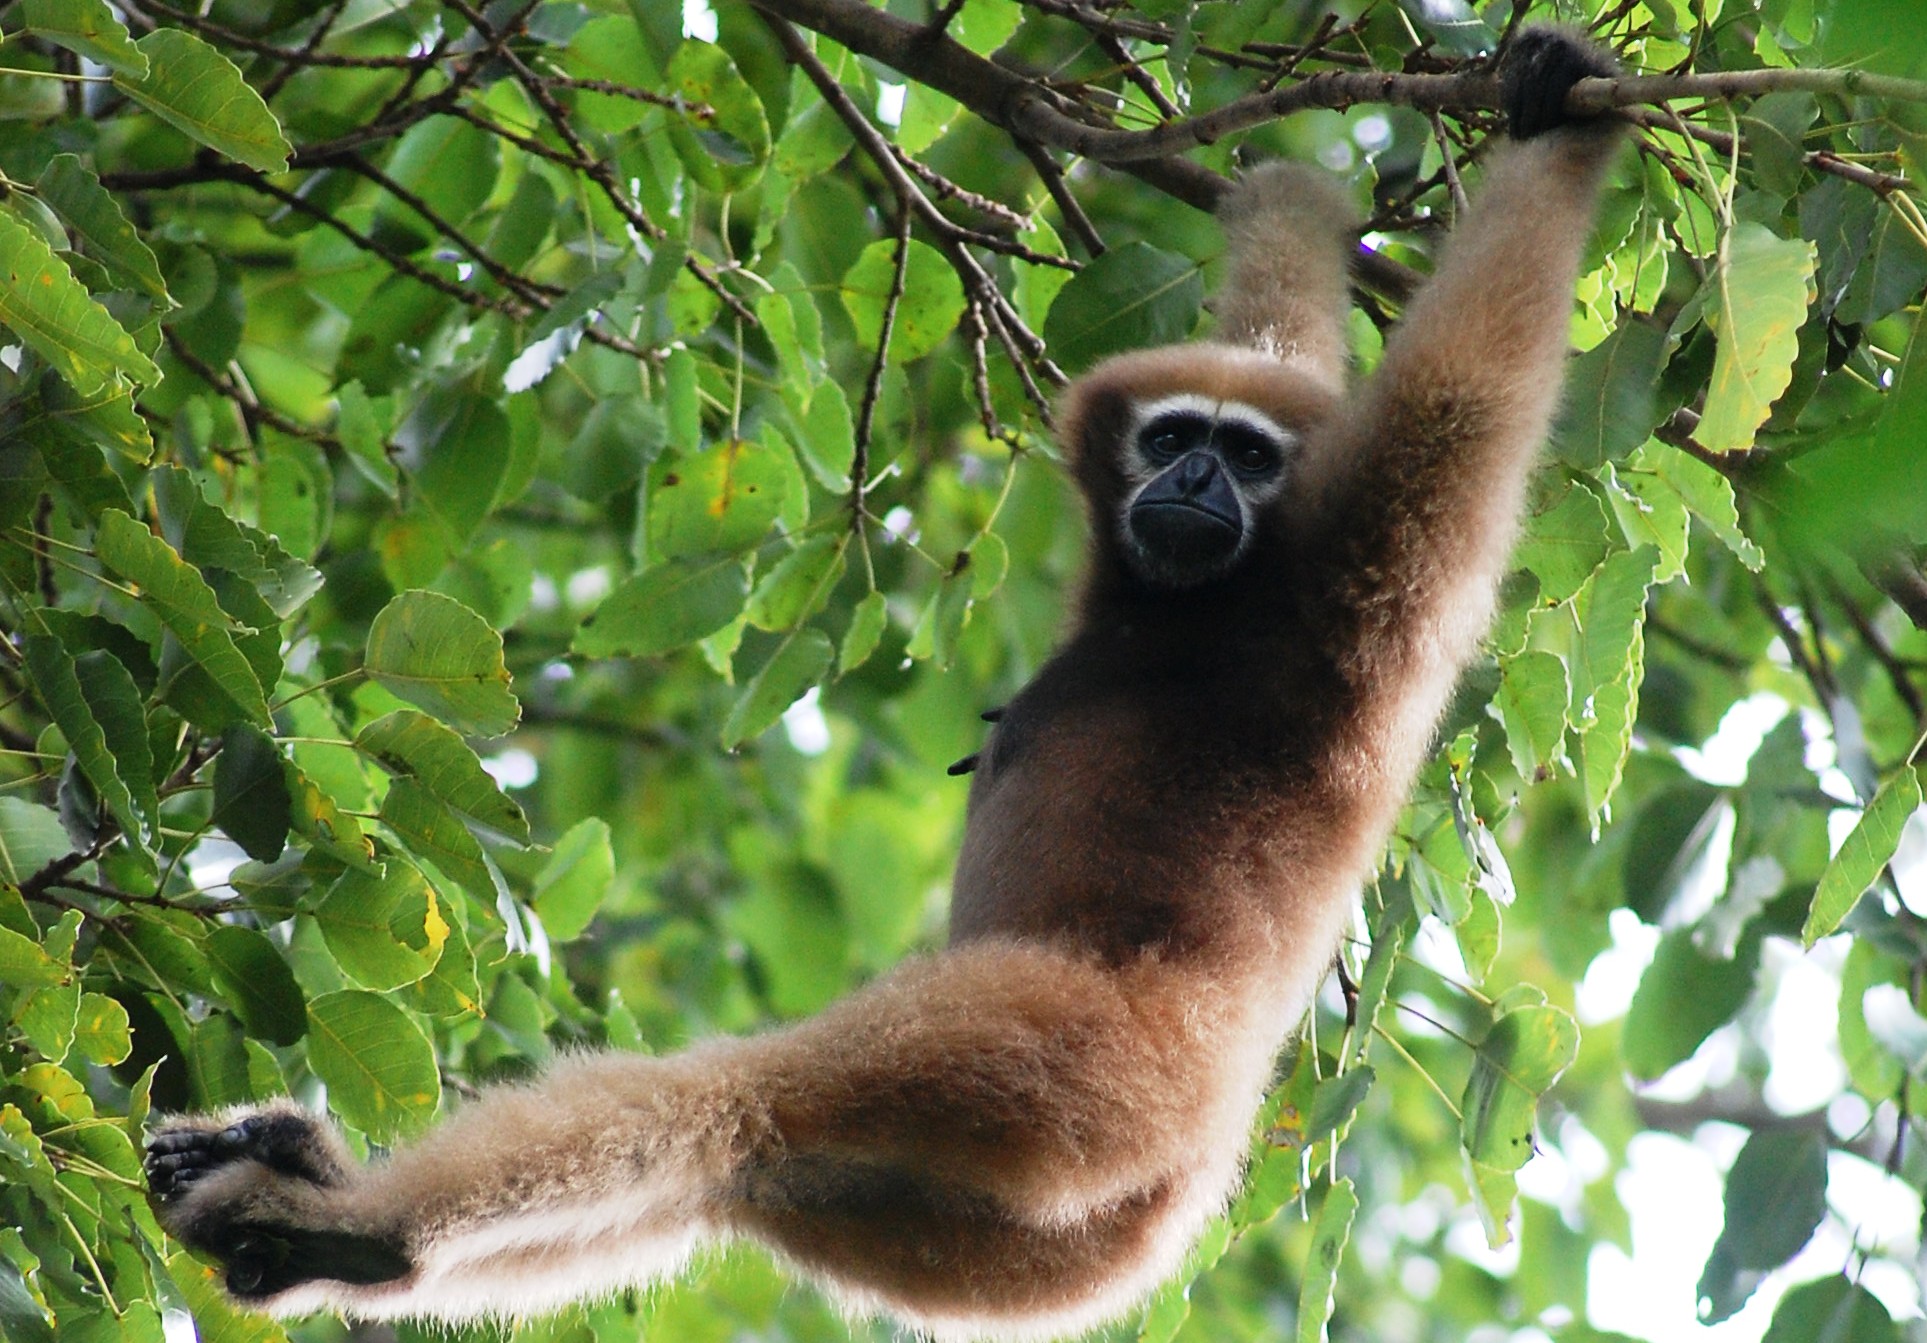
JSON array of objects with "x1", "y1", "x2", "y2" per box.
[{"x1": 946, "y1": 654, "x2": 1330, "y2": 962}]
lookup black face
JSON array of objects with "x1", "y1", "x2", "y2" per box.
[{"x1": 1123, "y1": 406, "x2": 1290, "y2": 589}]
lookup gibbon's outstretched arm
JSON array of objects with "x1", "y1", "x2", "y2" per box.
[{"x1": 148, "y1": 27, "x2": 1625, "y2": 1342}]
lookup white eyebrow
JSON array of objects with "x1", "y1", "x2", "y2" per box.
[{"x1": 1131, "y1": 395, "x2": 1291, "y2": 445}]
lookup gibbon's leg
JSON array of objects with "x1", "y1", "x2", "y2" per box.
[
  {"x1": 1305, "y1": 29, "x2": 1625, "y2": 759},
  {"x1": 1212, "y1": 161, "x2": 1361, "y2": 391},
  {"x1": 148, "y1": 943, "x2": 1249, "y2": 1331}
]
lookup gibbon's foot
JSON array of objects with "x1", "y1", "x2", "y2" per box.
[
  {"x1": 1501, "y1": 27, "x2": 1618, "y2": 140},
  {"x1": 146, "y1": 1107, "x2": 412, "y2": 1300},
  {"x1": 147, "y1": 1109, "x2": 343, "y2": 1199}
]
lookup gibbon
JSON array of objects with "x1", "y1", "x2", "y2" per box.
[{"x1": 146, "y1": 28, "x2": 1625, "y2": 1340}]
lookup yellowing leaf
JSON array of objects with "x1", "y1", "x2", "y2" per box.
[{"x1": 1697, "y1": 222, "x2": 1815, "y2": 453}]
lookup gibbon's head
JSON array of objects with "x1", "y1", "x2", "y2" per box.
[{"x1": 1059, "y1": 344, "x2": 1338, "y2": 590}]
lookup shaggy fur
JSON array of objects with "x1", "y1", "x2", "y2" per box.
[{"x1": 146, "y1": 28, "x2": 1623, "y2": 1340}]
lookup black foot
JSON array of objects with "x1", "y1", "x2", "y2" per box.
[
  {"x1": 1501, "y1": 28, "x2": 1616, "y2": 140},
  {"x1": 145, "y1": 1110, "x2": 338, "y2": 1202}
]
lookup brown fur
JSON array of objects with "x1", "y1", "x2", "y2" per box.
[{"x1": 147, "y1": 40, "x2": 1623, "y2": 1339}]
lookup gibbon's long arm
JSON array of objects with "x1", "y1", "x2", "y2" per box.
[
  {"x1": 148, "y1": 27, "x2": 1625, "y2": 1342},
  {"x1": 1304, "y1": 30, "x2": 1625, "y2": 803}
]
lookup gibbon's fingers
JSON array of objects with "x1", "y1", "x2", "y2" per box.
[{"x1": 149, "y1": 942, "x2": 1256, "y2": 1336}]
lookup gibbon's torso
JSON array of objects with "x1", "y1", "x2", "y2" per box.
[{"x1": 950, "y1": 535, "x2": 1372, "y2": 970}]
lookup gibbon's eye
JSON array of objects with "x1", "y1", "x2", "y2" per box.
[
  {"x1": 1233, "y1": 443, "x2": 1273, "y2": 472},
  {"x1": 1145, "y1": 430, "x2": 1183, "y2": 461}
]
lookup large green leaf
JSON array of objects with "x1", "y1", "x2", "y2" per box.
[
  {"x1": 1623, "y1": 928, "x2": 1759, "y2": 1079},
  {"x1": 1803, "y1": 766, "x2": 1922, "y2": 944},
  {"x1": 1697, "y1": 222, "x2": 1815, "y2": 453},
  {"x1": 204, "y1": 925, "x2": 306, "y2": 1047},
  {"x1": 21, "y1": 0, "x2": 146, "y2": 75},
  {"x1": 1762, "y1": 1276, "x2": 1899, "y2": 1343},
  {"x1": 649, "y1": 439, "x2": 790, "y2": 560},
  {"x1": 1696, "y1": 1129, "x2": 1827, "y2": 1323},
  {"x1": 723, "y1": 630, "x2": 835, "y2": 747},
  {"x1": 95, "y1": 510, "x2": 270, "y2": 728},
  {"x1": 23, "y1": 636, "x2": 150, "y2": 849},
  {"x1": 114, "y1": 29, "x2": 292, "y2": 173},
  {"x1": 0, "y1": 212, "x2": 160, "y2": 398},
  {"x1": 304, "y1": 991, "x2": 440, "y2": 1141},
  {"x1": 364, "y1": 591, "x2": 520, "y2": 737},
  {"x1": 840, "y1": 238, "x2": 967, "y2": 365},
  {"x1": 573, "y1": 557, "x2": 751, "y2": 658},
  {"x1": 378, "y1": 776, "x2": 501, "y2": 906},
  {"x1": 531, "y1": 817, "x2": 614, "y2": 942},
  {"x1": 314, "y1": 861, "x2": 444, "y2": 991},
  {"x1": 1043, "y1": 241, "x2": 1202, "y2": 374},
  {"x1": 1295, "y1": 1178, "x2": 1360, "y2": 1343},
  {"x1": 211, "y1": 725, "x2": 291, "y2": 863},
  {"x1": 355, "y1": 710, "x2": 528, "y2": 842},
  {"x1": 33, "y1": 155, "x2": 168, "y2": 300}
]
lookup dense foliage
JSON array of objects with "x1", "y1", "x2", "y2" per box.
[{"x1": 1, "y1": 0, "x2": 1925, "y2": 1340}]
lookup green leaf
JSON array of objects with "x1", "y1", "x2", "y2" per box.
[
  {"x1": 1295, "y1": 1178, "x2": 1360, "y2": 1343},
  {"x1": 95, "y1": 510, "x2": 270, "y2": 728},
  {"x1": 1697, "y1": 223, "x2": 1815, "y2": 453},
  {"x1": 1514, "y1": 481, "x2": 1612, "y2": 602},
  {"x1": 665, "y1": 40, "x2": 771, "y2": 192},
  {"x1": 797, "y1": 379, "x2": 856, "y2": 492},
  {"x1": 1624, "y1": 928, "x2": 1758, "y2": 1079},
  {"x1": 748, "y1": 536, "x2": 846, "y2": 632},
  {"x1": 573, "y1": 557, "x2": 751, "y2": 658},
  {"x1": 314, "y1": 860, "x2": 444, "y2": 991},
  {"x1": 724, "y1": 630, "x2": 835, "y2": 747},
  {"x1": 379, "y1": 776, "x2": 500, "y2": 906},
  {"x1": 284, "y1": 756, "x2": 379, "y2": 873},
  {"x1": 1696, "y1": 1129, "x2": 1827, "y2": 1322},
  {"x1": 14, "y1": 984, "x2": 78, "y2": 1061},
  {"x1": 532, "y1": 817, "x2": 615, "y2": 941},
  {"x1": 23, "y1": 636, "x2": 149, "y2": 849},
  {"x1": 365, "y1": 591, "x2": 520, "y2": 737},
  {"x1": 1803, "y1": 766, "x2": 1922, "y2": 943},
  {"x1": 1495, "y1": 649, "x2": 1569, "y2": 782},
  {"x1": 1043, "y1": 241, "x2": 1203, "y2": 374},
  {"x1": 72, "y1": 992, "x2": 131, "y2": 1066},
  {"x1": 412, "y1": 393, "x2": 511, "y2": 546},
  {"x1": 1550, "y1": 320, "x2": 1670, "y2": 469},
  {"x1": 374, "y1": 115, "x2": 500, "y2": 244},
  {"x1": 839, "y1": 590, "x2": 889, "y2": 675},
  {"x1": 0, "y1": 1248, "x2": 55, "y2": 1343},
  {"x1": 355, "y1": 709, "x2": 528, "y2": 842},
  {"x1": 20, "y1": 0, "x2": 146, "y2": 75},
  {"x1": 1461, "y1": 1001, "x2": 1579, "y2": 1173},
  {"x1": 204, "y1": 925, "x2": 307, "y2": 1046},
  {"x1": 114, "y1": 29, "x2": 292, "y2": 174},
  {"x1": 0, "y1": 212, "x2": 161, "y2": 398},
  {"x1": 305, "y1": 991, "x2": 439, "y2": 1142},
  {"x1": 649, "y1": 438, "x2": 789, "y2": 559},
  {"x1": 212, "y1": 725, "x2": 291, "y2": 863},
  {"x1": 33, "y1": 155, "x2": 167, "y2": 299},
  {"x1": 840, "y1": 238, "x2": 968, "y2": 365},
  {"x1": 1763, "y1": 1276, "x2": 1899, "y2": 1343}
]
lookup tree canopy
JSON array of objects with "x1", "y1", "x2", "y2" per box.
[{"x1": 1, "y1": 1, "x2": 1925, "y2": 1341}]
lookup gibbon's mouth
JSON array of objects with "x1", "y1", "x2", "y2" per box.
[{"x1": 1131, "y1": 499, "x2": 1243, "y2": 575}]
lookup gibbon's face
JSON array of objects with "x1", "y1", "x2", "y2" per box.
[{"x1": 1118, "y1": 394, "x2": 1295, "y2": 589}]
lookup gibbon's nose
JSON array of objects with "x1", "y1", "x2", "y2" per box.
[{"x1": 1173, "y1": 452, "x2": 1216, "y2": 497}]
